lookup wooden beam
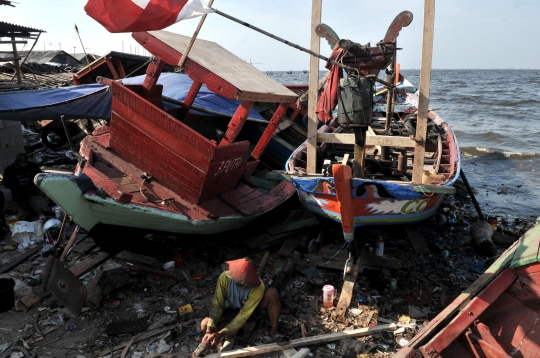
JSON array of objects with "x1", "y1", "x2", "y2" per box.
[
  {"x1": 335, "y1": 254, "x2": 363, "y2": 320},
  {"x1": 317, "y1": 133, "x2": 416, "y2": 147},
  {"x1": 0, "y1": 243, "x2": 44, "y2": 274},
  {"x1": 412, "y1": 184, "x2": 456, "y2": 194},
  {"x1": 412, "y1": 0, "x2": 436, "y2": 183},
  {"x1": 11, "y1": 36, "x2": 22, "y2": 85},
  {"x1": 220, "y1": 101, "x2": 255, "y2": 145},
  {"x1": 306, "y1": 0, "x2": 322, "y2": 174},
  {"x1": 405, "y1": 227, "x2": 431, "y2": 255},
  {"x1": 10, "y1": 31, "x2": 40, "y2": 83},
  {"x1": 205, "y1": 324, "x2": 397, "y2": 358},
  {"x1": 60, "y1": 225, "x2": 81, "y2": 260},
  {"x1": 291, "y1": 348, "x2": 310, "y2": 358}
]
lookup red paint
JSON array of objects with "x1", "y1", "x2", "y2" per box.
[
  {"x1": 332, "y1": 164, "x2": 354, "y2": 239},
  {"x1": 219, "y1": 101, "x2": 254, "y2": 145},
  {"x1": 83, "y1": 165, "x2": 133, "y2": 203},
  {"x1": 250, "y1": 103, "x2": 288, "y2": 160},
  {"x1": 418, "y1": 268, "x2": 518, "y2": 357},
  {"x1": 104, "y1": 57, "x2": 120, "y2": 80},
  {"x1": 179, "y1": 80, "x2": 202, "y2": 118}
]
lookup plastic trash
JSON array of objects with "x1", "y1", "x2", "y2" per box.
[
  {"x1": 322, "y1": 285, "x2": 335, "y2": 307},
  {"x1": 375, "y1": 237, "x2": 384, "y2": 256},
  {"x1": 11, "y1": 220, "x2": 43, "y2": 244}
]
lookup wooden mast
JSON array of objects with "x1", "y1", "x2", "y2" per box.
[
  {"x1": 306, "y1": 0, "x2": 322, "y2": 174},
  {"x1": 412, "y1": 0, "x2": 436, "y2": 183}
]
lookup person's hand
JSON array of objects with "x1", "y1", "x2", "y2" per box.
[{"x1": 202, "y1": 329, "x2": 224, "y2": 349}]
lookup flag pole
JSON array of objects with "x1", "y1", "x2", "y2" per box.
[{"x1": 178, "y1": 0, "x2": 215, "y2": 70}]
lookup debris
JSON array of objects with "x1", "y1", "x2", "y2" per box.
[
  {"x1": 471, "y1": 220, "x2": 497, "y2": 257},
  {"x1": 179, "y1": 303, "x2": 193, "y2": 313}
]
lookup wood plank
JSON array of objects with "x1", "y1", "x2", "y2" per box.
[
  {"x1": 317, "y1": 132, "x2": 416, "y2": 147},
  {"x1": 281, "y1": 349, "x2": 298, "y2": 358},
  {"x1": 405, "y1": 228, "x2": 431, "y2": 255},
  {"x1": 248, "y1": 176, "x2": 279, "y2": 190},
  {"x1": 279, "y1": 233, "x2": 308, "y2": 258},
  {"x1": 267, "y1": 218, "x2": 320, "y2": 236},
  {"x1": 0, "y1": 243, "x2": 43, "y2": 274},
  {"x1": 134, "y1": 31, "x2": 297, "y2": 102},
  {"x1": 306, "y1": 0, "x2": 322, "y2": 174},
  {"x1": 412, "y1": 0, "x2": 435, "y2": 183},
  {"x1": 60, "y1": 225, "x2": 81, "y2": 260},
  {"x1": 291, "y1": 348, "x2": 310, "y2": 358},
  {"x1": 94, "y1": 325, "x2": 175, "y2": 357},
  {"x1": 205, "y1": 324, "x2": 397, "y2": 358},
  {"x1": 412, "y1": 184, "x2": 456, "y2": 194},
  {"x1": 406, "y1": 240, "x2": 518, "y2": 349},
  {"x1": 335, "y1": 254, "x2": 364, "y2": 320}
]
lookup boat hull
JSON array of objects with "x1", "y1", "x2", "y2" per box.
[
  {"x1": 35, "y1": 172, "x2": 292, "y2": 235},
  {"x1": 293, "y1": 177, "x2": 445, "y2": 227}
]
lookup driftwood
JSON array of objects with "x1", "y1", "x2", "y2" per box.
[
  {"x1": 205, "y1": 324, "x2": 397, "y2": 358},
  {"x1": 471, "y1": 221, "x2": 497, "y2": 257}
]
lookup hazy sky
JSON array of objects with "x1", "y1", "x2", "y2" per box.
[{"x1": 1, "y1": 0, "x2": 538, "y2": 70}]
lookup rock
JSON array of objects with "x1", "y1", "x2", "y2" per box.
[
  {"x1": 493, "y1": 232, "x2": 518, "y2": 245},
  {"x1": 471, "y1": 221, "x2": 497, "y2": 257}
]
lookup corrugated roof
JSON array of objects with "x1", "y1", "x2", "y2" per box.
[
  {"x1": 0, "y1": 21, "x2": 45, "y2": 37},
  {"x1": 0, "y1": 50, "x2": 81, "y2": 65}
]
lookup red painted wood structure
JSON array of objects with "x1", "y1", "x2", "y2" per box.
[
  {"x1": 395, "y1": 223, "x2": 540, "y2": 358},
  {"x1": 36, "y1": 30, "x2": 299, "y2": 242}
]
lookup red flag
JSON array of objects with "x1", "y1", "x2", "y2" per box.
[{"x1": 84, "y1": 0, "x2": 214, "y2": 33}]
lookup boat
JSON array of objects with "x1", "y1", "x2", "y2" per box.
[
  {"x1": 35, "y1": 30, "x2": 299, "y2": 250},
  {"x1": 285, "y1": 11, "x2": 460, "y2": 242},
  {"x1": 396, "y1": 222, "x2": 540, "y2": 358}
]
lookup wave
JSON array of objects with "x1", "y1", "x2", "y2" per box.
[{"x1": 460, "y1": 146, "x2": 540, "y2": 159}]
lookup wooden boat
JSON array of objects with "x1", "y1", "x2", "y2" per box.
[
  {"x1": 286, "y1": 79, "x2": 460, "y2": 240},
  {"x1": 35, "y1": 30, "x2": 298, "y2": 249},
  {"x1": 396, "y1": 222, "x2": 540, "y2": 358},
  {"x1": 286, "y1": 12, "x2": 460, "y2": 242}
]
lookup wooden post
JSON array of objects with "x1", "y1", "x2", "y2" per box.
[
  {"x1": 11, "y1": 37, "x2": 22, "y2": 85},
  {"x1": 412, "y1": 0, "x2": 436, "y2": 183},
  {"x1": 10, "y1": 31, "x2": 41, "y2": 82},
  {"x1": 306, "y1": 0, "x2": 322, "y2": 174},
  {"x1": 178, "y1": 0, "x2": 215, "y2": 69}
]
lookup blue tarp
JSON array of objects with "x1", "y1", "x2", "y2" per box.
[{"x1": 0, "y1": 73, "x2": 266, "y2": 122}]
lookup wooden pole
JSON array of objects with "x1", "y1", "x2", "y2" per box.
[
  {"x1": 178, "y1": 0, "x2": 215, "y2": 69},
  {"x1": 306, "y1": 0, "x2": 322, "y2": 174},
  {"x1": 412, "y1": 0, "x2": 436, "y2": 183},
  {"x1": 11, "y1": 37, "x2": 22, "y2": 85},
  {"x1": 74, "y1": 24, "x2": 90, "y2": 66},
  {"x1": 9, "y1": 32, "x2": 41, "y2": 82}
]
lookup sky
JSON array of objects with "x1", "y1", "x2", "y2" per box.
[{"x1": 1, "y1": 0, "x2": 539, "y2": 70}]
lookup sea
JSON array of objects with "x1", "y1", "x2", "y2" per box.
[{"x1": 270, "y1": 70, "x2": 540, "y2": 219}]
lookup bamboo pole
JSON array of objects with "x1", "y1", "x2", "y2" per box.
[
  {"x1": 9, "y1": 31, "x2": 41, "y2": 82},
  {"x1": 178, "y1": 0, "x2": 215, "y2": 69},
  {"x1": 306, "y1": 0, "x2": 322, "y2": 174},
  {"x1": 412, "y1": 0, "x2": 436, "y2": 183},
  {"x1": 74, "y1": 24, "x2": 90, "y2": 66}
]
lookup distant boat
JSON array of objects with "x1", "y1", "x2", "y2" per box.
[
  {"x1": 287, "y1": 70, "x2": 292, "y2": 74},
  {"x1": 303, "y1": 69, "x2": 308, "y2": 73},
  {"x1": 267, "y1": 70, "x2": 273, "y2": 75}
]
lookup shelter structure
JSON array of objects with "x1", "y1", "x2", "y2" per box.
[{"x1": 0, "y1": 21, "x2": 44, "y2": 89}]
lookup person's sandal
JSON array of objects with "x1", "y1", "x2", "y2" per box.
[{"x1": 273, "y1": 334, "x2": 290, "y2": 346}]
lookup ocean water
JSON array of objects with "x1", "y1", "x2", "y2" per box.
[{"x1": 270, "y1": 70, "x2": 540, "y2": 218}]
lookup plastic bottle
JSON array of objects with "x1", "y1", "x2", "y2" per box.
[
  {"x1": 375, "y1": 237, "x2": 384, "y2": 256},
  {"x1": 322, "y1": 285, "x2": 335, "y2": 307}
]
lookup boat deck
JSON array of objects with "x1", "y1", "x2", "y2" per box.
[{"x1": 80, "y1": 128, "x2": 295, "y2": 222}]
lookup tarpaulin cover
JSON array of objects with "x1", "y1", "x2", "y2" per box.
[
  {"x1": 0, "y1": 73, "x2": 266, "y2": 122},
  {"x1": 0, "y1": 85, "x2": 111, "y2": 121}
]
